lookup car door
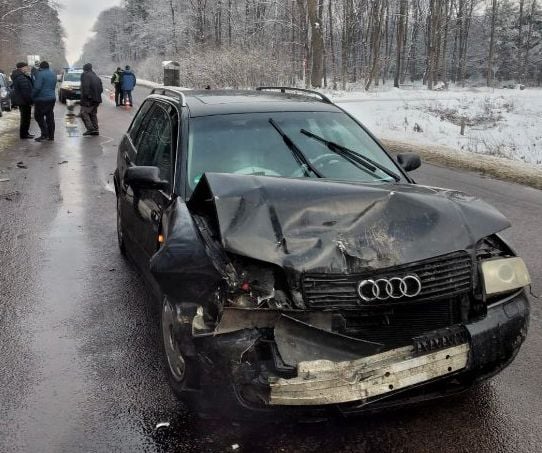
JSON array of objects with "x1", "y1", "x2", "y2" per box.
[
  {"x1": 128, "y1": 101, "x2": 178, "y2": 265},
  {"x1": 117, "y1": 99, "x2": 154, "y2": 253}
]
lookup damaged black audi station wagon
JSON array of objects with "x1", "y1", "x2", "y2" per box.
[{"x1": 114, "y1": 87, "x2": 530, "y2": 416}]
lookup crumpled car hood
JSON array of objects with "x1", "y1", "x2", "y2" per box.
[{"x1": 187, "y1": 173, "x2": 510, "y2": 274}]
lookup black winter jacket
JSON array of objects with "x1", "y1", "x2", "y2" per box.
[
  {"x1": 80, "y1": 70, "x2": 103, "y2": 106},
  {"x1": 11, "y1": 70, "x2": 33, "y2": 106}
]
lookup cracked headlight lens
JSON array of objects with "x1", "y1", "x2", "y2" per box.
[{"x1": 481, "y1": 257, "x2": 530, "y2": 295}]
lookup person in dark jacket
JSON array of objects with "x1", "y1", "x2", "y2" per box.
[
  {"x1": 80, "y1": 63, "x2": 103, "y2": 136},
  {"x1": 11, "y1": 62, "x2": 35, "y2": 139},
  {"x1": 111, "y1": 67, "x2": 123, "y2": 106},
  {"x1": 32, "y1": 61, "x2": 57, "y2": 142},
  {"x1": 120, "y1": 65, "x2": 136, "y2": 106}
]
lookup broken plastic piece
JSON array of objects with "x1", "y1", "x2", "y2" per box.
[
  {"x1": 270, "y1": 343, "x2": 469, "y2": 405},
  {"x1": 155, "y1": 422, "x2": 170, "y2": 430}
]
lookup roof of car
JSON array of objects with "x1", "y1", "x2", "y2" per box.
[{"x1": 151, "y1": 89, "x2": 341, "y2": 117}]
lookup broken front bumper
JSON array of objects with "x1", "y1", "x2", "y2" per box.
[
  {"x1": 193, "y1": 290, "x2": 529, "y2": 412},
  {"x1": 269, "y1": 343, "x2": 469, "y2": 405}
]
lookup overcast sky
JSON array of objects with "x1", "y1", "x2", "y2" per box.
[{"x1": 59, "y1": 0, "x2": 120, "y2": 64}]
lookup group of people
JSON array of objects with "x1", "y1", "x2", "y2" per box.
[
  {"x1": 9, "y1": 60, "x2": 138, "y2": 140},
  {"x1": 11, "y1": 61, "x2": 57, "y2": 141},
  {"x1": 110, "y1": 66, "x2": 137, "y2": 107}
]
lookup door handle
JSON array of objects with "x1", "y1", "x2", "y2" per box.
[{"x1": 151, "y1": 210, "x2": 160, "y2": 223}]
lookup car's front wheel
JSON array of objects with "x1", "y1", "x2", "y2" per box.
[{"x1": 160, "y1": 297, "x2": 199, "y2": 397}]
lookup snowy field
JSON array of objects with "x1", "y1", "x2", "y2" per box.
[{"x1": 333, "y1": 85, "x2": 542, "y2": 166}]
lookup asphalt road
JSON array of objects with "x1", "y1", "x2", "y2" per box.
[{"x1": 0, "y1": 88, "x2": 540, "y2": 453}]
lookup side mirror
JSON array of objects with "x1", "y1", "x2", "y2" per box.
[
  {"x1": 125, "y1": 166, "x2": 169, "y2": 191},
  {"x1": 396, "y1": 153, "x2": 421, "y2": 172}
]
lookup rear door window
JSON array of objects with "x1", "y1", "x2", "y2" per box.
[
  {"x1": 129, "y1": 100, "x2": 153, "y2": 145},
  {"x1": 135, "y1": 103, "x2": 175, "y2": 187}
]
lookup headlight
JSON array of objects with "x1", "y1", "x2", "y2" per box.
[
  {"x1": 0, "y1": 87, "x2": 7, "y2": 97},
  {"x1": 481, "y1": 257, "x2": 530, "y2": 295}
]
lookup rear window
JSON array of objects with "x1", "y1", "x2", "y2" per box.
[{"x1": 63, "y1": 72, "x2": 81, "y2": 82}]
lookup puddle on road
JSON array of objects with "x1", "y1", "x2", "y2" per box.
[{"x1": 65, "y1": 100, "x2": 80, "y2": 137}]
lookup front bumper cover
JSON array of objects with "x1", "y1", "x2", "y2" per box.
[
  {"x1": 60, "y1": 88, "x2": 81, "y2": 100},
  {"x1": 191, "y1": 290, "x2": 529, "y2": 413}
]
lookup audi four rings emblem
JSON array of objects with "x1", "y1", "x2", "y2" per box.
[{"x1": 357, "y1": 275, "x2": 422, "y2": 302}]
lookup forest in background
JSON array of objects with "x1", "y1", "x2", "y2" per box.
[
  {"x1": 80, "y1": 0, "x2": 542, "y2": 90},
  {"x1": 0, "y1": 0, "x2": 67, "y2": 73}
]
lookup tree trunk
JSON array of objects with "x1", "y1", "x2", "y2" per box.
[
  {"x1": 307, "y1": 0, "x2": 324, "y2": 87},
  {"x1": 394, "y1": 0, "x2": 407, "y2": 87},
  {"x1": 518, "y1": 0, "x2": 524, "y2": 81},
  {"x1": 486, "y1": 0, "x2": 497, "y2": 87},
  {"x1": 365, "y1": 0, "x2": 387, "y2": 90},
  {"x1": 523, "y1": 0, "x2": 537, "y2": 82},
  {"x1": 328, "y1": 0, "x2": 337, "y2": 88}
]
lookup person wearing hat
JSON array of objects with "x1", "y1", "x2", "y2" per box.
[
  {"x1": 120, "y1": 65, "x2": 136, "y2": 106},
  {"x1": 11, "y1": 62, "x2": 35, "y2": 139},
  {"x1": 80, "y1": 63, "x2": 103, "y2": 136},
  {"x1": 32, "y1": 61, "x2": 57, "y2": 142},
  {"x1": 110, "y1": 67, "x2": 124, "y2": 106}
]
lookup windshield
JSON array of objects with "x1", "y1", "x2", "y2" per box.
[
  {"x1": 63, "y1": 72, "x2": 81, "y2": 82},
  {"x1": 187, "y1": 111, "x2": 403, "y2": 189}
]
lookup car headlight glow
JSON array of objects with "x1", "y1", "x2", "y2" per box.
[
  {"x1": 481, "y1": 257, "x2": 530, "y2": 295},
  {"x1": 0, "y1": 87, "x2": 7, "y2": 98}
]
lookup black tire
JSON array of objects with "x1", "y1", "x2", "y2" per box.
[
  {"x1": 160, "y1": 297, "x2": 200, "y2": 399},
  {"x1": 59, "y1": 92, "x2": 66, "y2": 104},
  {"x1": 6, "y1": 99, "x2": 11, "y2": 111},
  {"x1": 116, "y1": 196, "x2": 126, "y2": 256}
]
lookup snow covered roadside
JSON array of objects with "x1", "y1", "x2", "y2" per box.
[
  {"x1": 137, "y1": 78, "x2": 163, "y2": 89},
  {"x1": 382, "y1": 139, "x2": 542, "y2": 191},
  {"x1": 137, "y1": 79, "x2": 191, "y2": 91},
  {"x1": 334, "y1": 86, "x2": 542, "y2": 165},
  {"x1": 332, "y1": 86, "x2": 542, "y2": 190}
]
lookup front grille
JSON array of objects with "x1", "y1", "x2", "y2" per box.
[
  {"x1": 334, "y1": 298, "x2": 463, "y2": 347},
  {"x1": 302, "y1": 251, "x2": 473, "y2": 309}
]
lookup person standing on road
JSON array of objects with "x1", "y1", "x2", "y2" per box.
[
  {"x1": 111, "y1": 67, "x2": 124, "y2": 107},
  {"x1": 80, "y1": 63, "x2": 103, "y2": 136},
  {"x1": 30, "y1": 60, "x2": 40, "y2": 81},
  {"x1": 32, "y1": 61, "x2": 56, "y2": 142},
  {"x1": 121, "y1": 65, "x2": 136, "y2": 106},
  {"x1": 11, "y1": 62, "x2": 35, "y2": 139}
]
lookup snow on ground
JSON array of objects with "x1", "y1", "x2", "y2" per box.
[{"x1": 332, "y1": 84, "x2": 542, "y2": 166}]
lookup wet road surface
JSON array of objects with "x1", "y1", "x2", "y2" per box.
[{"x1": 0, "y1": 89, "x2": 541, "y2": 452}]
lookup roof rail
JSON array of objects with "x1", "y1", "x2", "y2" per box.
[
  {"x1": 151, "y1": 87, "x2": 187, "y2": 107},
  {"x1": 255, "y1": 86, "x2": 332, "y2": 104}
]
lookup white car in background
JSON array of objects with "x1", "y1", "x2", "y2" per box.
[{"x1": 58, "y1": 68, "x2": 83, "y2": 104}]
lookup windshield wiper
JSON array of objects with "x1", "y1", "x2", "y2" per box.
[
  {"x1": 300, "y1": 129, "x2": 401, "y2": 182},
  {"x1": 269, "y1": 119, "x2": 323, "y2": 178}
]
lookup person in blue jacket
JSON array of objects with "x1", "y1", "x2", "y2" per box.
[
  {"x1": 32, "y1": 61, "x2": 57, "y2": 142},
  {"x1": 120, "y1": 65, "x2": 136, "y2": 106}
]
